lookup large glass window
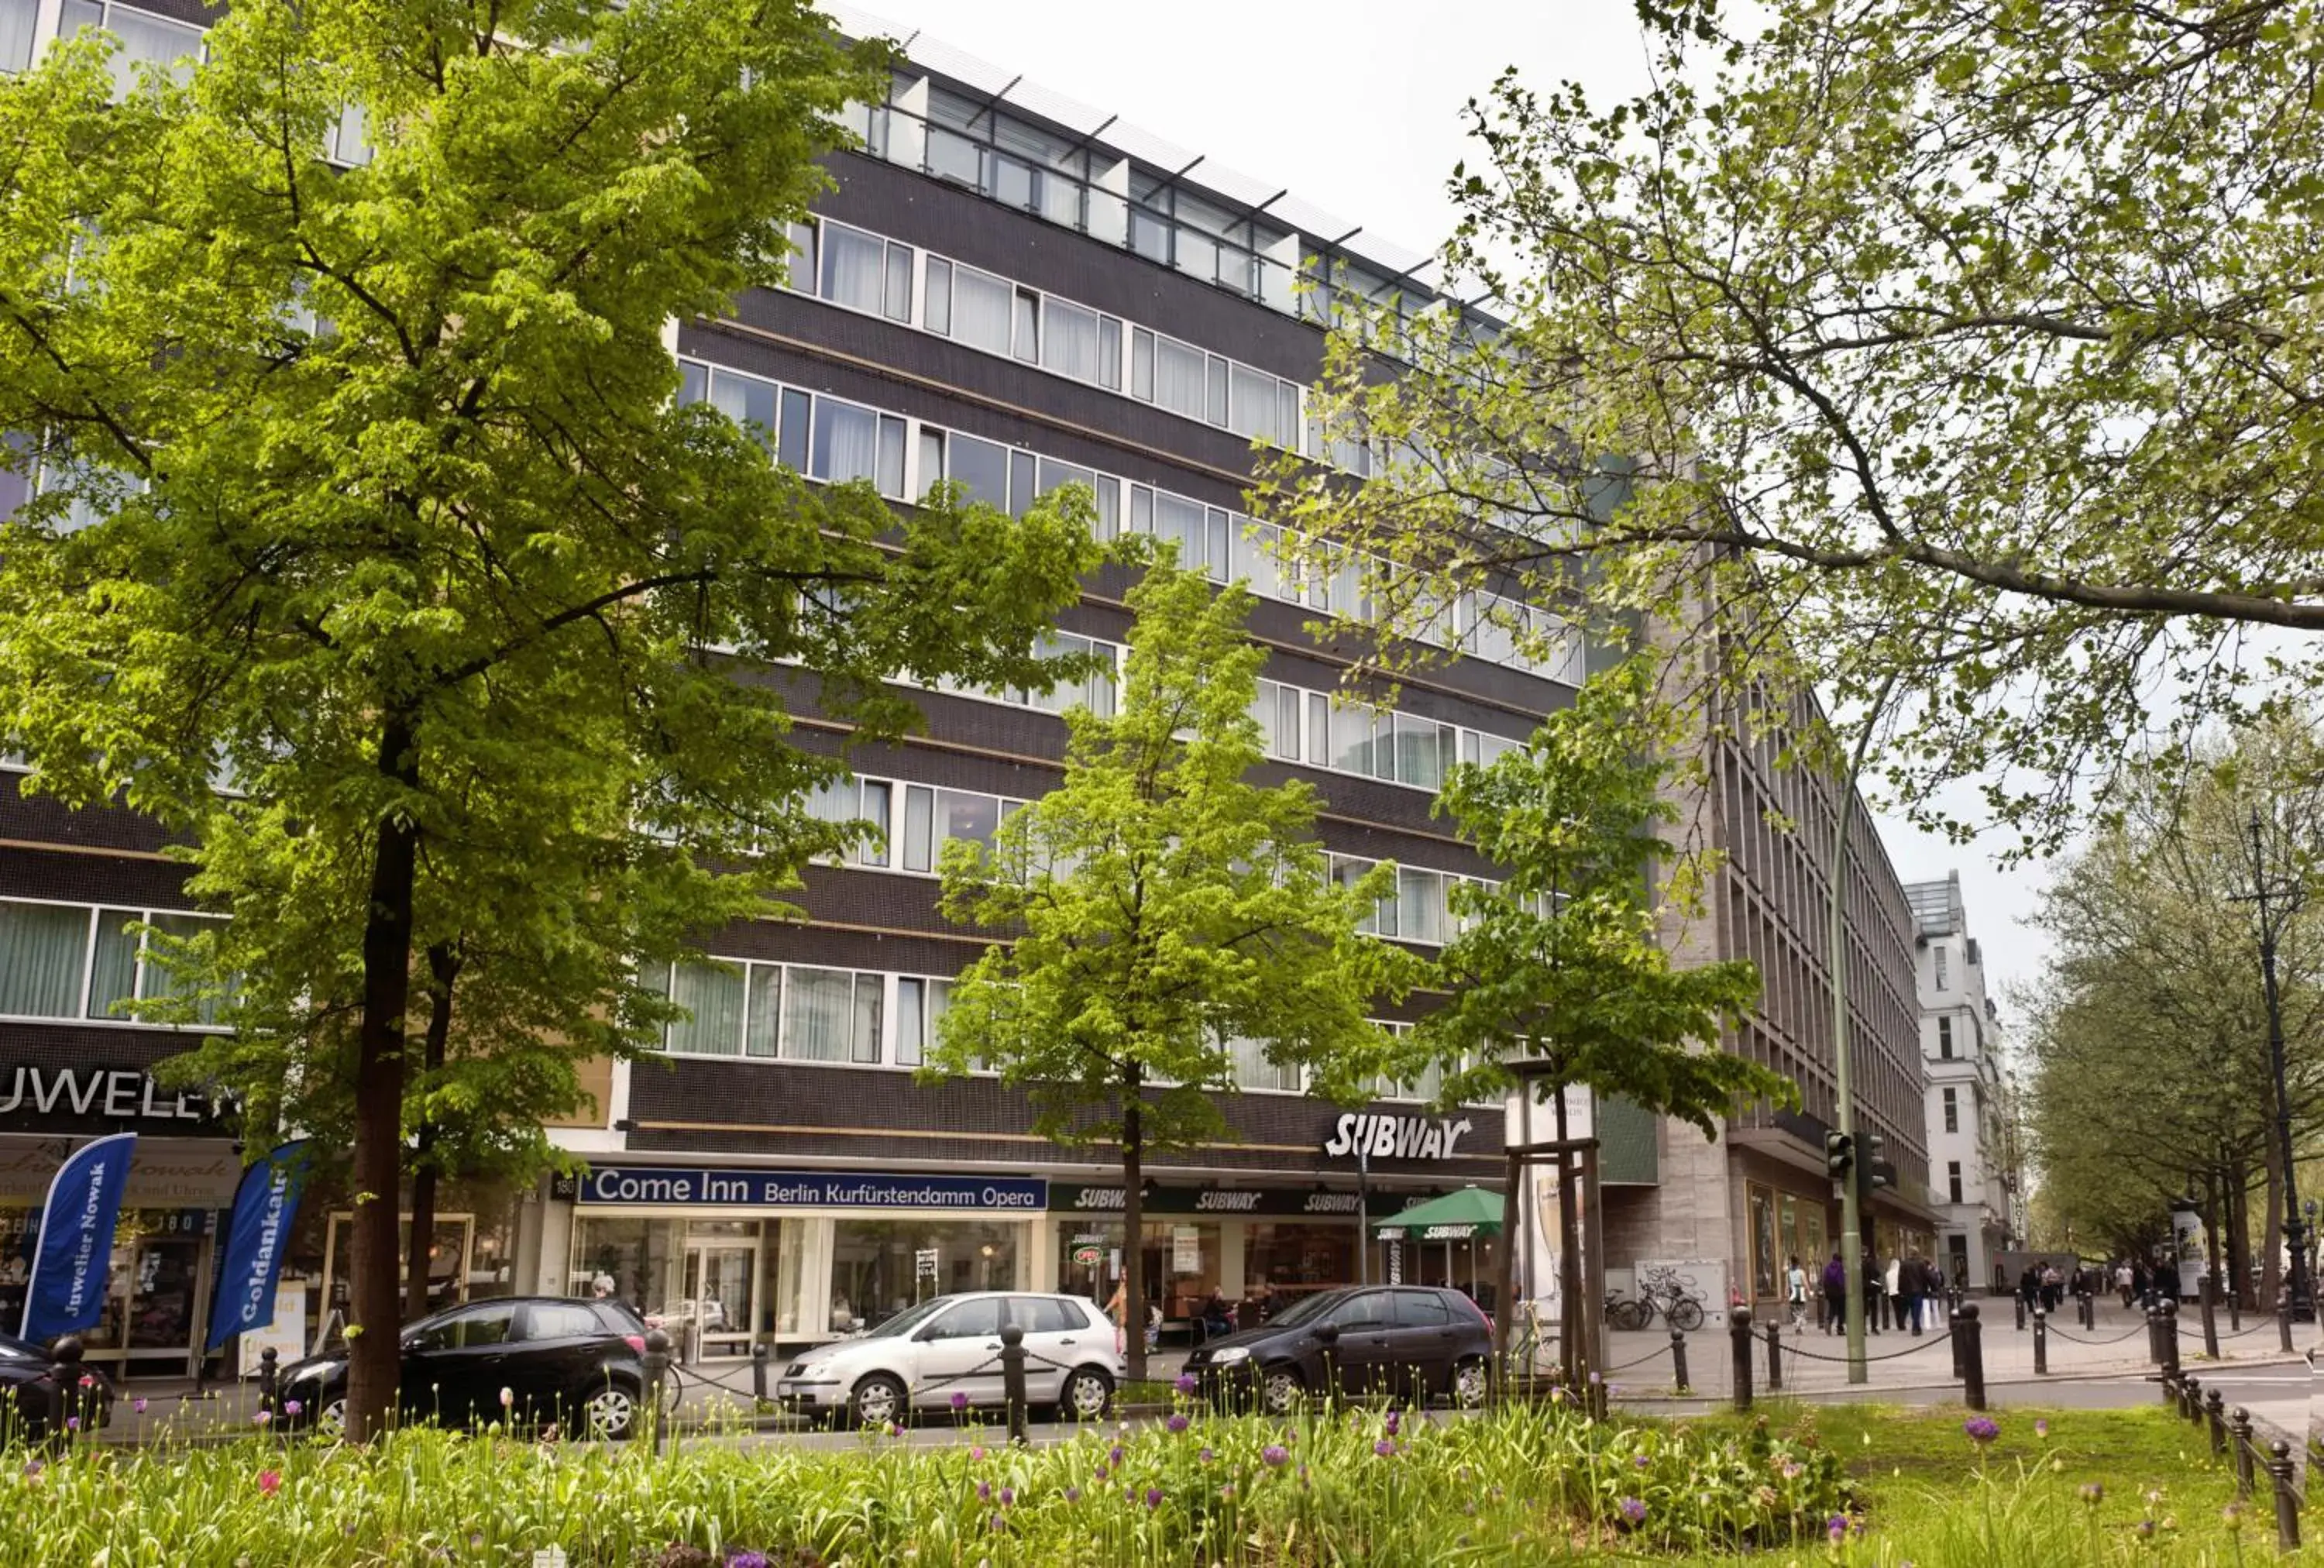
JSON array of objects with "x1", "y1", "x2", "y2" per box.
[
  {"x1": 1152, "y1": 337, "x2": 1208, "y2": 421},
  {"x1": 830, "y1": 1219, "x2": 1021, "y2": 1329},
  {"x1": 892, "y1": 975, "x2": 951, "y2": 1068},
  {"x1": 0, "y1": 900, "x2": 89, "y2": 1018},
  {"x1": 1245, "y1": 1223, "x2": 1357, "y2": 1302},
  {"x1": 64, "y1": 1, "x2": 204, "y2": 97},
  {"x1": 819, "y1": 221, "x2": 888, "y2": 315},
  {"x1": 949, "y1": 265, "x2": 1015, "y2": 358},
  {"x1": 781, "y1": 966, "x2": 881, "y2": 1064},
  {"x1": 945, "y1": 432, "x2": 1010, "y2": 511},
  {"x1": 0, "y1": 0, "x2": 37, "y2": 74}
]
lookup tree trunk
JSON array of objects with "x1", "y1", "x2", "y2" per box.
[
  {"x1": 2203, "y1": 1167, "x2": 2223, "y2": 1298},
  {"x1": 403, "y1": 943, "x2": 459, "y2": 1325},
  {"x1": 2261, "y1": 1134, "x2": 2285, "y2": 1309},
  {"x1": 345, "y1": 714, "x2": 419, "y2": 1445},
  {"x1": 1122, "y1": 1087, "x2": 1147, "y2": 1386},
  {"x1": 2229, "y1": 1161, "x2": 2254, "y2": 1308}
]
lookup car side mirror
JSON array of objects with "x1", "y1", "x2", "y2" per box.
[{"x1": 1315, "y1": 1322, "x2": 1342, "y2": 1346}]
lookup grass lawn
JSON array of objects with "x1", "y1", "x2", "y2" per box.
[{"x1": 1650, "y1": 1399, "x2": 2297, "y2": 1565}]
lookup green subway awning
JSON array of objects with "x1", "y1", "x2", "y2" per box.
[{"x1": 1373, "y1": 1185, "x2": 1504, "y2": 1240}]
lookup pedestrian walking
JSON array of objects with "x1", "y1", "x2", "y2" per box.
[
  {"x1": 1862, "y1": 1248, "x2": 1884, "y2": 1333},
  {"x1": 1785, "y1": 1255, "x2": 1810, "y2": 1331},
  {"x1": 2115, "y1": 1259, "x2": 2134, "y2": 1308},
  {"x1": 2040, "y1": 1262, "x2": 2064, "y2": 1314},
  {"x1": 1821, "y1": 1251, "x2": 1848, "y2": 1335},
  {"x1": 1886, "y1": 1253, "x2": 1905, "y2": 1332},
  {"x1": 1910, "y1": 1253, "x2": 1937, "y2": 1333}
]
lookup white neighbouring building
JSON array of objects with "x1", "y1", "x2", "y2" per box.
[{"x1": 1905, "y1": 872, "x2": 2017, "y2": 1291}]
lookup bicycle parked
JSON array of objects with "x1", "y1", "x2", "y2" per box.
[{"x1": 1608, "y1": 1274, "x2": 1707, "y2": 1332}]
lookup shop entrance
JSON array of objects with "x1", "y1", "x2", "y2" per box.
[
  {"x1": 122, "y1": 1233, "x2": 207, "y2": 1377},
  {"x1": 680, "y1": 1240, "x2": 757, "y2": 1358}
]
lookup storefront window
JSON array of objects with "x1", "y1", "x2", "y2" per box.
[
  {"x1": 1244, "y1": 1222, "x2": 1353, "y2": 1302},
  {"x1": 1140, "y1": 1221, "x2": 1221, "y2": 1324},
  {"x1": 1749, "y1": 1186, "x2": 1777, "y2": 1298},
  {"x1": 572, "y1": 1215, "x2": 683, "y2": 1320},
  {"x1": 829, "y1": 1219, "x2": 1019, "y2": 1331}
]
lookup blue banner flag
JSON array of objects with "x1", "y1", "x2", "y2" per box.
[
  {"x1": 205, "y1": 1140, "x2": 310, "y2": 1351},
  {"x1": 21, "y1": 1131, "x2": 136, "y2": 1343}
]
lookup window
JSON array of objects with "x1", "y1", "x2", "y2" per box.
[
  {"x1": 944, "y1": 432, "x2": 1010, "y2": 511},
  {"x1": 810, "y1": 398, "x2": 907, "y2": 497},
  {"x1": 1937, "y1": 1016, "x2": 1954, "y2": 1060},
  {"x1": 1, "y1": 0, "x2": 38, "y2": 74},
  {"x1": 1229, "y1": 1035, "x2": 1301, "y2": 1093},
  {"x1": 947, "y1": 264, "x2": 1015, "y2": 358},
  {"x1": 1942, "y1": 1086, "x2": 1958, "y2": 1134},
  {"x1": 893, "y1": 975, "x2": 952, "y2": 1068},
  {"x1": 1151, "y1": 336, "x2": 1209, "y2": 421},
  {"x1": 923, "y1": 258, "x2": 952, "y2": 334},
  {"x1": 1946, "y1": 1162, "x2": 1964, "y2": 1205},
  {"x1": 64, "y1": 2, "x2": 205, "y2": 97},
  {"x1": 0, "y1": 900, "x2": 92, "y2": 1018},
  {"x1": 1393, "y1": 1290, "x2": 1452, "y2": 1327},
  {"x1": 651, "y1": 960, "x2": 880, "y2": 1064},
  {"x1": 523, "y1": 1303, "x2": 605, "y2": 1342},
  {"x1": 1934, "y1": 944, "x2": 1949, "y2": 990},
  {"x1": 411, "y1": 1303, "x2": 516, "y2": 1351},
  {"x1": 1009, "y1": 1296, "x2": 1079, "y2": 1334},
  {"x1": 927, "y1": 1298, "x2": 1001, "y2": 1340},
  {"x1": 782, "y1": 966, "x2": 882, "y2": 1064}
]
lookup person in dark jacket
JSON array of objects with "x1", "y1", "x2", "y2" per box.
[
  {"x1": 1862, "y1": 1249, "x2": 1885, "y2": 1333},
  {"x1": 1820, "y1": 1251, "x2": 1848, "y2": 1334}
]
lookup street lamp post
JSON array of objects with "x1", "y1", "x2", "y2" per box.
[{"x1": 2240, "y1": 806, "x2": 2312, "y2": 1325}]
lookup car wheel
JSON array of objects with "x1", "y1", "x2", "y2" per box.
[
  {"x1": 1058, "y1": 1365, "x2": 1113, "y2": 1422},
  {"x1": 576, "y1": 1382, "x2": 639, "y2": 1442},
  {"x1": 850, "y1": 1373, "x2": 908, "y2": 1431},
  {"x1": 307, "y1": 1395, "x2": 348, "y2": 1439},
  {"x1": 1259, "y1": 1366, "x2": 1305, "y2": 1417},
  {"x1": 1451, "y1": 1357, "x2": 1490, "y2": 1409}
]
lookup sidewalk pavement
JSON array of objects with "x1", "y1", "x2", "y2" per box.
[{"x1": 1589, "y1": 1299, "x2": 2301, "y2": 1401}]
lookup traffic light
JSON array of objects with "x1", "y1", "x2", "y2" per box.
[
  {"x1": 1824, "y1": 1130, "x2": 1854, "y2": 1181},
  {"x1": 1865, "y1": 1133, "x2": 1889, "y2": 1191}
]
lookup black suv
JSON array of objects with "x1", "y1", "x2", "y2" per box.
[
  {"x1": 278, "y1": 1296, "x2": 650, "y2": 1439},
  {"x1": 1183, "y1": 1285, "x2": 1493, "y2": 1412},
  {"x1": 0, "y1": 1332, "x2": 114, "y2": 1440}
]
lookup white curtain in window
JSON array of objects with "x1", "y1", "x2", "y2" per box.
[
  {"x1": 812, "y1": 398, "x2": 879, "y2": 484},
  {"x1": 894, "y1": 978, "x2": 926, "y2": 1067},
  {"x1": 951, "y1": 266, "x2": 1015, "y2": 358},
  {"x1": 0, "y1": 0, "x2": 40, "y2": 73},
  {"x1": 0, "y1": 900, "x2": 86, "y2": 1017},
  {"x1": 1154, "y1": 338, "x2": 1207, "y2": 420},
  {"x1": 816, "y1": 222, "x2": 884, "y2": 312},
  {"x1": 668, "y1": 962, "x2": 744, "y2": 1055},
  {"x1": 87, "y1": 909, "x2": 139, "y2": 1019},
  {"x1": 708, "y1": 368, "x2": 778, "y2": 449},
  {"x1": 1228, "y1": 363, "x2": 1278, "y2": 442},
  {"x1": 1398, "y1": 868, "x2": 1443, "y2": 944},
  {"x1": 1152, "y1": 493, "x2": 1208, "y2": 573},
  {"x1": 1042, "y1": 300, "x2": 1103, "y2": 383},
  {"x1": 783, "y1": 967, "x2": 856, "y2": 1062},
  {"x1": 145, "y1": 911, "x2": 225, "y2": 1025},
  {"x1": 852, "y1": 976, "x2": 882, "y2": 1064}
]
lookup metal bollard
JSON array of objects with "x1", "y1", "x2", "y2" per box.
[
  {"x1": 2268, "y1": 1439, "x2": 2302, "y2": 1550},
  {"x1": 1950, "y1": 1305, "x2": 1964, "y2": 1379},
  {"x1": 2163, "y1": 1301, "x2": 2181, "y2": 1373},
  {"x1": 2201, "y1": 1276, "x2": 2220, "y2": 1360},
  {"x1": 1669, "y1": 1328, "x2": 1690, "y2": 1394},
  {"x1": 258, "y1": 1346, "x2": 280, "y2": 1420},
  {"x1": 1958, "y1": 1303, "x2": 1985, "y2": 1411},
  {"x1": 2084, "y1": 1291, "x2": 2096, "y2": 1332},
  {"x1": 2229, "y1": 1407, "x2": 2257, "y2": 1499},
  {"x1": 2181, "y1": 1373, "x2": 2202, "y2": 1423},
  {"x1": 2014, "y1": 1294, "x2": 2026, "y2": 1332},
  {"x1": 2033, "y1": 1308, "x2": 2047, "y2": 1375},
  {"x1": 641, "y1": 1328, "x2": 672, "y2": 1456},
  {"x1": 2146, "y1": 1304, "x2": 2163, "y2": 1365},
  {"x1": 2228, "y1": 1288, "x2": 2241, "y2": 1334},
  {"x1": 999, "y1": 1323, "x2": 1030, "y2": 1446},
  {"x1": 2279, "y1": 1288, "x2": 2295, "y2": 1353},
  {"x1": 2205, "y1": 1387, "x2": 2227, "y2": 1456},
  {"x1": 1765, "y1": 1319, "x2": 1783, "y2": 1392},
  {"x1": 751, "y1": 1343, "x2": 769, "y2": 1405},
  {"x1": 47, "y1": 1336, "x2": 86, "y2": 1439},
  {"x1": 1729, "y1": 1308, "x2": 1753, "y2": 1413}
]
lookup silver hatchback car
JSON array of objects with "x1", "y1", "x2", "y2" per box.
[{"x1": 775, "y1": 1291, "x2": 1122, "y2": 1428}]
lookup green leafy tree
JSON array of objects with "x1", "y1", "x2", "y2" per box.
[
  {"x1": 1409, "y1": 659, "x2": 1787, "y2": 1370},
  {"x1": 1258, "y1": 0, "x2": 2324, "y2": 854},
  {"x1": 0, "y1": 0, "x2": 1101, "y2": 1438},
  {"x1": 928, "y1": 556, "x2": 1421, "y2": 1381}
]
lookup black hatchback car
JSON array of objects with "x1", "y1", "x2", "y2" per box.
[
  {"x1": 277, "y1": 1296, "x2": 651, "y2": 1440},
  {"x1": 0, "y1": 1332, "x2": 115, "y2": 1440},
  {"x1": 1183, "y1": 1285, "x2": 1493, "y2": 1412}
]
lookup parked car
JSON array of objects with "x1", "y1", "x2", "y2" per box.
[
  {"x1": 775, "y1": 1291, "x2": 1122, "y2": 1428},
  {"x1": 1182, "y1": 1284, "x2": 1493, "y2": 1413},
  {"x1": 0, "y1": 1332, "x2": 115, "y2": 1439},
  {"x1": 277, "y1": 1296, "x2": 650, "y2": 1440}
]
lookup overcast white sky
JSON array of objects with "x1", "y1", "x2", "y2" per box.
[{"x1": 853, "y1": 0, "x2": 2059, "y2": 1023}]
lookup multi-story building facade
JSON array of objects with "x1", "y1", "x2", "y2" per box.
[
  {"x1": 1905, "y1": 872, "x2": 2016, "y2": 1290},
  {"x1": 0, "y1": 0, "x2": 1934, "y2": 1366}
]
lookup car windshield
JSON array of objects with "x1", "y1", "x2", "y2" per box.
[
  {"x1": 0, "y1": 1337, "x2": 35, "y2": 1363},
  {"x1": 860, "y1": 1296, "x2": 954, "y2": 1339},
  {"x1": 1260, "y1": 1290, "x2": 1348, "y2": 1330}
]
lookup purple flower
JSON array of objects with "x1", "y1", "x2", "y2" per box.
[
  {"x1": 1063, "y1": 1487, "x2": 1082, "y2": 1504},
  {"x1": 1373, "y1": 1439, "x2": 1395, "y2": 1457},
  {"x1": 2034, "y1": 1418, "x2": 2051, "y2": 1439},
  {"x1": 970, "y1": 1446, "x2": 986, "y2": 1462},
  {"x1": 951, "y1": 1391, "x2": 969, "y2": 1412},
  {"x1": 131, "y1": 1398, "x2": 147, "y2": 1416},
  {"x1": 1963, "y1": 1416, "x2": 1999, "y2": 1446},
  {"x1": 2080, "y1": 1483, "x2": 2105, "y2": 1505},
  {"x1": 1145, "y1": 1487, "x2": 1164, "y2": 1509},
  {"x1": 999, "y1": 1487, "x2": 1013, "y2": 1507},
  {"x1": 253, "y1": 1409, "x2": 272, "y2": 1428},
  {"x1": 1632, "y1": 1453, "x2": 1650, "y2": 1469},
  {"x1": 977, "y1": 1480, "x2": 992, "y2": 1502},
  {"x1": 1198, "y1": 1446, "x2": 1215, "y2": 1463},
  {"x1": 1173, "y1": 1374, "x2": 1198, "y2": 1395},
  {"x1": 988, "y1": 1515, "x2": 1004, "y2": 1532},
  {"x1": 1093, "y1": 1463, "x2": 1109, "y2": 1483},
  {"x1": 1617, "y1": 1498, "x2": 1647, "y2": 1525},
  {"x1": 284, "y1": 1400, "x2": 302, "y2": 1418},
  {"x1": 1261, "y1": 1444, "x2": 1288, "y2": 1468},
  {"x1": 1827, "y1": 1515, "x2": 1849, "y2": 1542},
  {"x1": 64, "y1": 1416, "x2": 78, "y2": 1432},
  {"x1": 1109, "y1": 1443, "x2": 1125, "y2": 1465},
  {"x1": 728, "y1": 1555, "x2": 770, "y2": 1568},
  {"x1": 1219, "y1": 1481, "x2": 1236, "y2": 1499},
  {"x1": 886, "y1": 1422, "x2": 902, "y2": 1438},
  {"x1": 1165, "y1": 1413, "x2": 1189, "y2": 1434},
  {"x1": 1384, "y1": 1409, "x2": 1400, "y2": 1436},
  {"x1": 21, "y1": 1460, "x2": 43, "y2": 1481}
]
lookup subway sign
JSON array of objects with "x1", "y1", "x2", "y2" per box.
[
  {"x1": 1322, "y1": 1114, "x2": 1475, "y2": 1163},
  {"x1": 571, "y1": 1166, "x2": 1046, "y2": 1211}
]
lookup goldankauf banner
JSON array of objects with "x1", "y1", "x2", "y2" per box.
[
  {"x1": 206, "y1": 1140, "x2": 310, "y2": 1351},
  {"x1": 21, "y1": 1130, "x2": 136, "y2": 1343}
]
